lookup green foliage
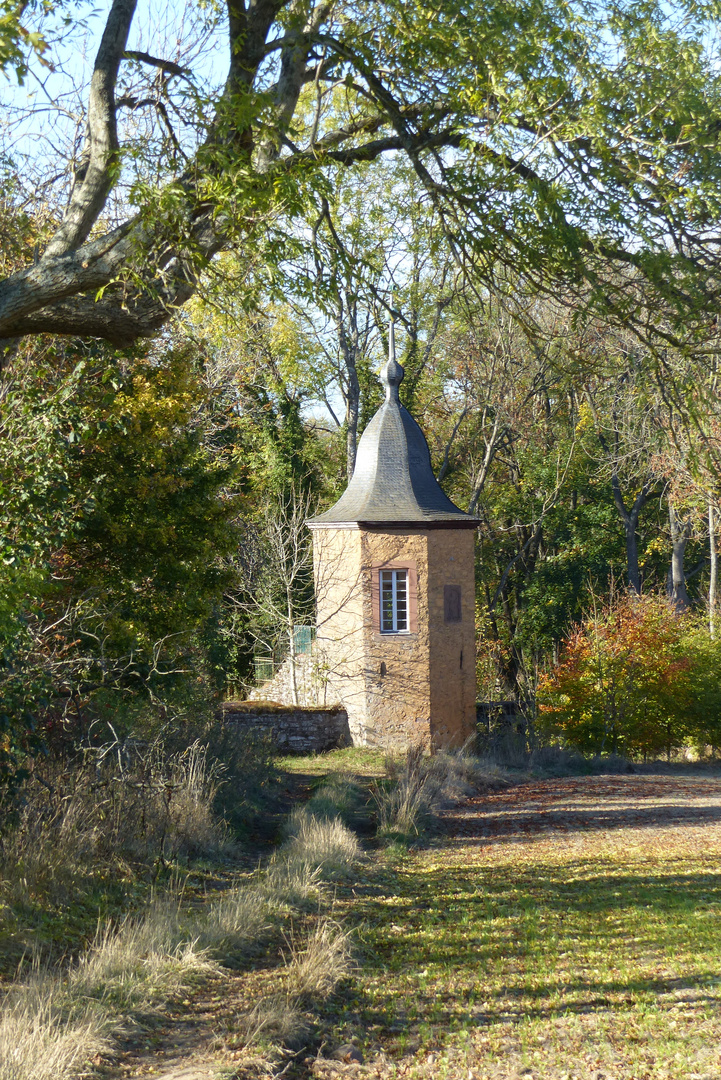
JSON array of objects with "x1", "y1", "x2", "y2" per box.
[
  {"x1": 0, "y1": 565, "x2": 48, "y2": 801},
  {"x1": 0, "y1": 0, "x2": 50, "y2": 83},
  {"x1": 64, "y1": 349, "x2": 240, "y2": 651},
  {"x1": 0, "y1": 342, "x2": 244, "y2": 787},
  {"x1": 538, "y1": 594, "x2": 721, "y2": 757},
  {"x1": 183, "y1": 294, "x2": 338, "y2": 500}
]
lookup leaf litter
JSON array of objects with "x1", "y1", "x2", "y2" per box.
[{"x1": 321, "y1": 772, "x2": 721, "y2": 1080}]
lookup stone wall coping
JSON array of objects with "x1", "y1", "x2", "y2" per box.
[{"x1": 220, "y1": 699, "x2": 346, "y2": 715}]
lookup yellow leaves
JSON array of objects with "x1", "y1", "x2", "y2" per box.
[
  {"x1": 574, "y1": 399, "x2": 595, "y2": 436},
  {"x1": 94, "y1": 359, "x2": 206, "y2": 466},
  {"x1": 644, "y1": 535, "x2": 666, "y2": 556}
]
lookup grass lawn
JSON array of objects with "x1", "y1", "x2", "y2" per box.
[
  {"x1": 321, "y1": 775, "x2": 721, "y2": 1079},
  {"x1": 277, "y1": 746, "x2": 387, "y2": 778}
]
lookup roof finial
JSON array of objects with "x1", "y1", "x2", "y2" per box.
[
  {"x1": 389, "y1": 293, "x2": 396, "y2": 364},
  {"x1": 381, "y1": 293, "x2": 404, "y2": 403}
]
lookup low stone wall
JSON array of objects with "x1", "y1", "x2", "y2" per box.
[{"x1": 220, "y1": 700, "x2": 352, "y2": 754}]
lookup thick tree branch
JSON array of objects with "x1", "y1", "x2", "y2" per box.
[
  {"x1": 0, "y1": 116, "x2": 459, "y2": 345},
  {"x1": 256, "y1": 2, "x2": 334, "y2": 168},
  {"x1": 44, "y1": 0, "x2": 137, "y2": 258},
  {"x1": 0, "y1": 224, "x2": 134, "y2": 330},
  {"x1": 2, "y1": 0, "x2": 717, "y2": 357},
  {"x1": 468, "y1": 411, "x2": 503, "y2": 514},
  {"x1": 226, "y1": 0, "x2": 289, "y2": 90},
  {"x1": 436, "y1": 404, "x2": 469, "y2": 484},
  {"x1": 611, "y1": 474, "x2": 653, "y2": 528},
  {"x1": 0, "y1": 281, "x2": 195, "y2": 344}
]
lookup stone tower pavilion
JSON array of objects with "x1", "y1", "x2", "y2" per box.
[{"x1": 307, "y1": 333, "x2": 479, "y2": 750}]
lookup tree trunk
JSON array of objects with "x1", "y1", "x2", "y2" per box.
[
  {"x1": 623, "y1": 519, "x2": 642, "y2": 595},
  {"x1": 666, "y1": 503, "x2": 692, "y2": 611},
  {"x1": 287, "y1": 593, "x2": 298, "y2": 707},
  {"x1": 337, "y1": 304, "x2": 362, "y2": 480},
  {"x1": 611, "y1": 474, "x2": 651, "y2": 595},
  {"x1": 346, "y1": 359, "x2": 360, "y2": 479},
  {"x1": 710, "y1": 500, "x2": 717, "y2": 637}
]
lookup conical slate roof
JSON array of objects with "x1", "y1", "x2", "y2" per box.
[{"x1": 308, "y1": 329, "x2": 478, "y2": 529}]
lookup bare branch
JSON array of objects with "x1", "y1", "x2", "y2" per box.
[{"x1": 123, "y1": 50, "x2": 191, "y2": 79}]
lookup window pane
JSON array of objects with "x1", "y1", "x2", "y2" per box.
[
  {"x1": 395, "y1": 570, "x2": 408, "y2": 631},
  {"x1": 381, "y1": 571, "x2": 394, "y2": 631}
]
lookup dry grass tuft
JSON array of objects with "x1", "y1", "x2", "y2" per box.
[
  {"x1": 287, "y1": 918, "x2": 354, "y2": 999},
  {"x1": 240, "y1": 994, "x2": 311, "y2": 1051},
  {"x1": 261, "y1": 858, "x2": 323, "y2": 910},
  {"x1": 278, "y1": 815, "x2": 362, "y2": 880},
  {"x1": 0, "y1": 977, "x2": 110, "y2": 1080},
  {"x1": 199, "y1": 888, "x2": 273, "y2": 956},
  {"x1": 376, "y1": 743, "x2": 512, "y2": 842},
  {"x1": 0, "y1": 898, "x2": 216, "y2": 1080},
  {"x1": 233, "y1": 918, "x2": 354, "y2": 1058},
  {"x1": 69, "y1": 900, "x2": 217, "y2": 1009},
  {"x1": 429, "y1": 745, "x2": 512, "y2": 799},
  {"x1": 226, "y1": 811, "x2": 361, "y2": 1061},
  {"x1": 374, "y1": 746, "x2": 441, "y2": 841}
]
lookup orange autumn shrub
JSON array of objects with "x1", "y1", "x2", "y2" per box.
[{"x1": 538, "y1": 595, "x2": 721, "y2": 758}]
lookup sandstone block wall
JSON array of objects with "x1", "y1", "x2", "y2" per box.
[
  {"x1": 427, "y1": 528, "x2": 477, "y2": 748},
  {"x1": 247, "y1": 652, "x2": 335, "y2": 709},
  {"x1": 220, "y1": 701, "x2": 351, "y2": 754},
  {"x1": 359, "y1": 527, "x2": 432, "y2": 749}
]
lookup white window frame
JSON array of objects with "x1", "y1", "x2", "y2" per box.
[{"x1": 380, "y1": 568, "x2": 409, "y2": 633}]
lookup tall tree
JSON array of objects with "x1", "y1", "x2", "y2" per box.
[
  {"x1": 582, "y1": 348, "x2": 664, "y2": 595},
  {"x1": 281, "y1": 155, "x2": 455, "y2": 478},
  {"x1": 667, "y1": 502, "x2": 695, "y2": 611}
]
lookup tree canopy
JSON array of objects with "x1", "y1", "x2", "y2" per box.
[{"x1": 3, "y1": 0, "x2": 721, "y2": 354}]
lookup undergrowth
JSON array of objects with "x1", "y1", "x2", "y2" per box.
[
  {"x1": 0, "y1": 769, "x2": 362, "y2": 1080},
  {"x1": 0, "y1": 741, "x2": 519, "y2": 1078},
  {"x1": 0, "y1": 729, "x2": 278, "y2": 974}
]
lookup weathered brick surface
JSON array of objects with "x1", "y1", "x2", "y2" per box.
[
  {"x1": 426, "y1": 527, "x2": 477, "y2": 749},
  {"x1": 311, "y1": 524, "x2": 476, "y2": 750},
  {"x1": 220, "y1": 702, "x2": 351, "y2": 754},
  {"x1": 359, "y1": 527, "x2": 433, "y2": 750}
]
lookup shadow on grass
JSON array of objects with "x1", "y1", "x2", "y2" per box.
[
  {"x1": 440, "y1": 773, "x2": 721, "y2": 843},
  {"x1": 442, "y1": 801, "x2": 721, "y2": 841},
  {"x1": 333, "y1": 857, "x2": 721, "y2": 1045}
]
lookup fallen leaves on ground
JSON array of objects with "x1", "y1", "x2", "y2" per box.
[{"x1": 320, "y1": 774, "x2": 721, "y2": 1080}]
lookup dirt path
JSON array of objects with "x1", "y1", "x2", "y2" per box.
[{"x1": 444, "y1": 772, "x2": 721, "y2": 846}]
